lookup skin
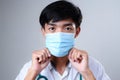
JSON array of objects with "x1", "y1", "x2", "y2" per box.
[{"x1": 25, "y1": 19, "x2": 96, "y2": 80}]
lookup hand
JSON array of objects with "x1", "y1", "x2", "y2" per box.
[
  {"x1": 25, "y1": 48, "x2": 51, "y2": 80},
  {"x1": 68, "y1": 48, "x2": 89, "y2": 73},
  {"x1": 31, "y1": 48, "x2": 51, "y2": 74},
  {"x1": 68, "y1": 48, "x2": 96, "y2": 80}
]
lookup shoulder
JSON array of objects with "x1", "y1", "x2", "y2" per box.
[
  {"x1": 15, "y1": 61, "x2": 32, "y2": 80},
  {"x1": 89, "y1": 56, "x2": 103, "y2": 69},
  {"x1": 20, "y1": 60, "x2": 32, "y2": 73},
  {"x1": 88, "y1": 56, "x2": 102, "y2": 77},
  {"x1": 88, "y1": 56, "x2": 111, "y2": 80}
]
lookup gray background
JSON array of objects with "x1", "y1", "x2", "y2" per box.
[{"x1": 0, "y1": 0, "x2": 120, "y2": 80}]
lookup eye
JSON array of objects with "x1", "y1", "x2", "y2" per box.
[
  {"x1": 65, "y1": 26, "x2": 73, "y2": 31},
  {"x1": 48, "y1": 27, "x2": 55, "y2": 31}
]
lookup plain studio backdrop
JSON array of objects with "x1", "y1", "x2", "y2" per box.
[{"x1": 0, "y1": 0, "x2": 120, "y2": 80}]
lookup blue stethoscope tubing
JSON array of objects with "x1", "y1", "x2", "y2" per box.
[{"x1": 37, "y1": 74, "x2": 82, "y2": 80}]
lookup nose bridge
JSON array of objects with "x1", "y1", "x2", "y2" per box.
[{"x1": 56, "y1": 25, "x2": 64, "y2": 32}]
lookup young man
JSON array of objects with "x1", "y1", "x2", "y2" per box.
[{"x1": 16, "y1": 1, "x2": 111, "y2": 80}]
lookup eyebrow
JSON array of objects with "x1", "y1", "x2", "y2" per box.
[
  {"x1": 47, "y1": 23, "x2": 56, "y2": 26},
  {"x1": 48, "y1": 22, "x2": 73, "y2": 27},
  {"x1": 63, "y1": 23, "x2": 73, "y2": 26}
]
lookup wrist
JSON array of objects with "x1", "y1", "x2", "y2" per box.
[
  {"x1": 81, "y1": 69, "x2": 96, "y2": 80},
  {"x1": 25, "y1": 68, "x2": 40, "y2": 80}
]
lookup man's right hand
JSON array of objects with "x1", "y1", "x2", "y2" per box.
[{"x1": 25, "y1": 48, "x2": 51, "y2": 80}]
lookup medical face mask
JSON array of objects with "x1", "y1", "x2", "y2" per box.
[{"x1": 45, "y1": 32, "x2": 75, "y2": 57}]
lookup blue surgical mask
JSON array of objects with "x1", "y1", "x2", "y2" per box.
[{"x1": 45, "y1": 32, "x2": 75, "y2": 57}]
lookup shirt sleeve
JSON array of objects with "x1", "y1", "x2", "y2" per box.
[
  {"x1": 89, "y1": 57, "x2": 111, "y2": 80},
  {"x1": 15, "y1": 61, "x2": 31, "y2": 80},
  {"x1": 97, "y1": 62, "x2": 111, "y2": 80}
]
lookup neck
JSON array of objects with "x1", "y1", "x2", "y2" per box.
[{"x1": 51, "y1": 55, "x2": 69, "y2": 75}]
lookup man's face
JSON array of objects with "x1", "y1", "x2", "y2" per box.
[{"x1": 42, "y1": 19, "x2": 80, "y2": 38}]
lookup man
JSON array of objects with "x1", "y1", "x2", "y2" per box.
[{"x1": 16, "y1": 0, "x2": 111, "y2": 80}]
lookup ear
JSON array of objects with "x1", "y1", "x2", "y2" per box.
[
  {"x1": 41, "y1": 28, "x2": 45, "y2": 36},
  {"x1": 75, "y1": 27, "x2": 81, "y2": 38}
]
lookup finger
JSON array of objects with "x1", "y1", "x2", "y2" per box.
[
  {"x1": 44, "y1": 48, "x2": 49, "y2": 57},
  {"x1": 41, "y1": 49, "x2": 51, "y2": 63},
  {"x1": 71, "y1": 49, "x2": 77, "y2": 62},
  {"x1": 76, "y1": 53, "x2": 82, "y2": 63},
  {"x1": 43, "y1": 51, "x2": 47, "y2": 62},
  {"x1": 32, "y1": 51, "x2": 40, "y2": 62},
  {"x1": 74, "y1": 52, "x2": 79, "y2": 62},
  {"x1": 45, "y1": 48, "x2": 51, "y2": 58},
  {"x1": 80, "y1": 50, "x2": 88, "y2": 60},
  {"x1": 68, "y1": 48, "x2": 74, "y2": 59},
  {"x1": 32, "y1": 53, "x2": 41, "y2": 64},
  {"x1": 72, "y1": 48, "x2": 82, "y2": 62},
  {"x1": 68, "y1": 56, "x2": 73, "y2": 62},
  {"x1": 43, "y1": 49, "x2": 48, "y2": 59},
  {"x1": 38, "y1": 54, "x2": 43, "y2": 63}
]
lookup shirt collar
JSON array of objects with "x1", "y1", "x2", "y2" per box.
[{"x1": 47, "y1": 61, "x2": 79, "y2": 80}]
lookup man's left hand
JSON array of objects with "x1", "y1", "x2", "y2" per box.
[{"x1": 68, "y1": 48, "x2": 96, "y2": 80}]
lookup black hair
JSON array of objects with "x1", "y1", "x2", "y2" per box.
[{"x1": 39, "y1": 0, "x2": 82, "y2": 28}]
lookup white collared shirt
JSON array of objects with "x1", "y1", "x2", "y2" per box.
[
  {"x1": 15, "y1": 56, "x2": 111, "y2": 80},
  {"x1": 44, "y1": 62, "x2": 81, "y2": 80}
]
